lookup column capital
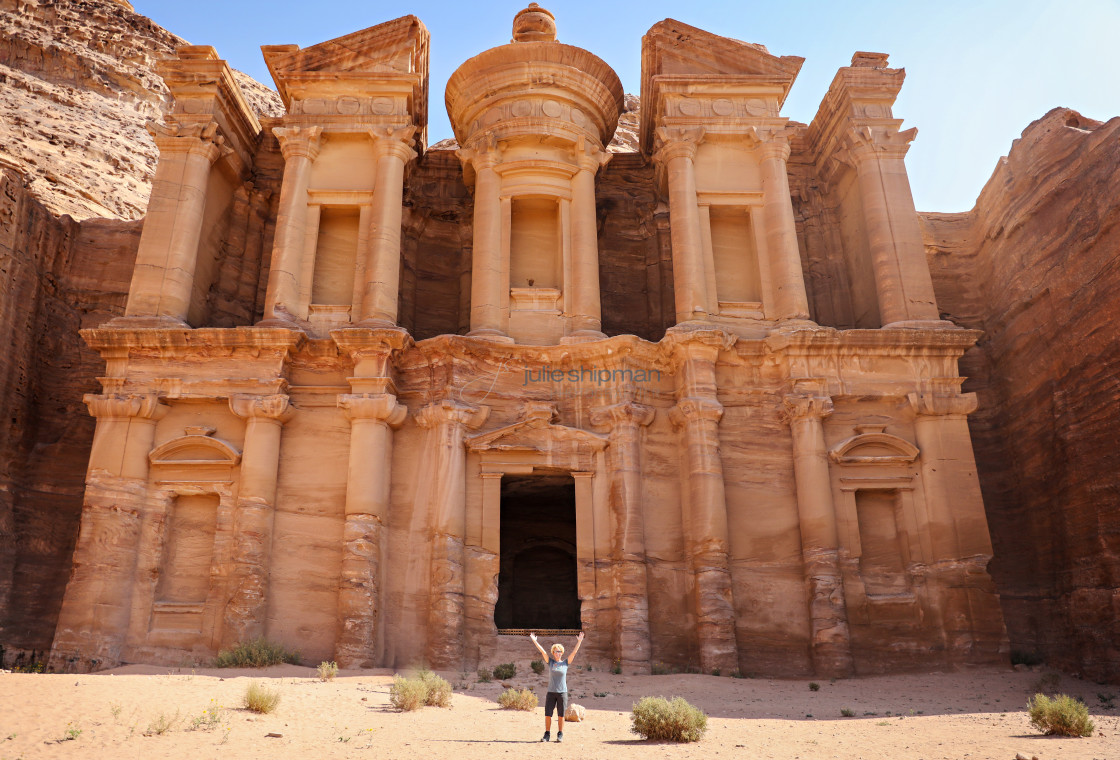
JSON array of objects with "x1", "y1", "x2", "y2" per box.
[
  {"x1": 838, "y1": 124, "x2": 917, "y2": 164},
  {"x1": 457, "y1": 132, "x2": 503, "y2": 171},
  {"x1": 782, "y1": 392, "x2": 833, "y2": 423},
  {"x1": 229, "y1": 393, "x2": 295, "y2": 423},
  {"x1": 753, "y1": 128, "x2": 792, "y2": 163},
  {"x1": 907, "y1": 389, "x2": 978, "y2": 417},
  {"x1": 575, "y1": 135, "x2": 611, "y2": 173},
  {"x1": 84, "y1": 392, "x2": 169, "y2": 421},
  {"x1": 147, "y1": 119, "x2": 226, "y2": 164},
  {"x1": 663, "y1": 325, "x2": 738, "y2": 357},
  {"x1": 273, "y1": 125, "x2": 324, "y2": 161},
  {"x1": 669, "y1": 396, "x2": 723, "y2": 427},
  {"x1": 590, "y1": 401, "x2": 655, "y2": 430},
  {"x1": 369, "y1": 124, "x2": 418, "y2": 163},
  {"x1": 338, "y1": 393, "x2": 407, "y2": 427},
  {"x1": 415, "y1": 398, "x2": 490, "y2": 430},
  {"x1": 654, "y1": 126, "x2": 705, "y2": 163}
]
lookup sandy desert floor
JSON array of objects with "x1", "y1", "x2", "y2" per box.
[{"x1": 0, "y1": 663, "x2": 1116, "y2": 760}]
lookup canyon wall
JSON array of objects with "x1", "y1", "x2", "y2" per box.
[{"x1": 922, "y1": 108, "x2": 1120, "y2": 683}]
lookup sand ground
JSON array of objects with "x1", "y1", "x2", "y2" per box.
[{"x1": 0, "y1": 664, "x2": 1116, "y2": 760}]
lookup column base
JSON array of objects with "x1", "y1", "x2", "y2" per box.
[
  {"x1": 466, "y1": 327, "x2": 515, "y2": 344},
  {"x1": 560, "y1": 329, "x2": 607, "y2": 345},
  {"x1": 354, "y1": 317, "x2": 399, "y2": 329},
  {"x1": 102, "y1": 314, "x2": 192, "y2": 329}
]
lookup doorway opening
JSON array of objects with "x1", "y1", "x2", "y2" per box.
[{"x1": 494, "y1": 473, "x2": 581, "y2": 630}]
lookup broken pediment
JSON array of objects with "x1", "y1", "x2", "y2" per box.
[
  {"x1": 466, "y1": 402, "x2": 607, "y2": 471},
  {"x1": 261, "y1": 15, "x2": 429, "y2": 126},
  {"x1": 642, "y1": 19, "x2": 804, "y2": 82}
]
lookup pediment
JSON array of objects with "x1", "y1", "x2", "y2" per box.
[
  {"x1": 466, "y1": 403, "x2": 607, "y2": 454},
  {"x1": 642, "y1": 19, "x2": 804, "y2": 82},
  {"x1": 150, "y1": 435, "x2": 241, "y2": 466},
  {"x1": 829, "y1": 430, "x2": 918, "y2": 465}
]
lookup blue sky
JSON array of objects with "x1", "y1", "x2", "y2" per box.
[{"x1": 133, "y1": 0, "x2": 1119, "y2": 212}]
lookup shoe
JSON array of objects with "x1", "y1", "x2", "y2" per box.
[
  {"x1": 555, "y1": 732, "x2": 563, "y2": 743},
  {"x1": 541, "y1": 731, "x2": 550, "y2": 742}
]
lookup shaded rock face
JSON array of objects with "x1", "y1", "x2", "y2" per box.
[
  {"x1": 0, "y1": 0, "x2": 281, "y2": 221},
  {"x1": 922, "y1": 108, "x2": 1120, "y2": 683}
]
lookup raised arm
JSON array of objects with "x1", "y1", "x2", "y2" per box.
[
  {"x1": 529, "y1": 632, "x2": 549, "y2": 660},
  {"x1": 566, "y1": 631, "x2": 585, "y2": 664}
]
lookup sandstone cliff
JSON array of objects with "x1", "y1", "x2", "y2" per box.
[
  {"x1": 922, "y1": 108, "x2": 1120, "y2": 683},
  {"x1": 0, "y1": 0, "x2": 281, "y2": 221}
]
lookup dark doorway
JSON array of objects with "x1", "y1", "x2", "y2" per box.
[{"x1": 494, "y1": 473, "x2": 581, "y2": 629}]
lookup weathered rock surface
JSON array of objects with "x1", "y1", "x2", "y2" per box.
[
  {"x1": 922, "y1": 108, "x2": 1120, "y2": 683},
  {"x1": 0, "y1": 0, "x2": 281, "y2": 221}
]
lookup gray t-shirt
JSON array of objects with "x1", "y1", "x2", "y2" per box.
[{"x1": 547, "y1": 658, "x2": 568, "y2": 693}]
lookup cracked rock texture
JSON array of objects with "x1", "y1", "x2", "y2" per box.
[{"x1": 922, "y1": 108, "x2": 1120, "y2": 683}]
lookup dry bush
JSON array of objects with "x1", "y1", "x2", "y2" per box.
[
  {"x1": 1032, "y1": 671, "x2": 1061, "y2": 694},
  {"x1": 1027, "y1": 693, "x2": 1094, "y2": 737},
  {"x1": 497, "y1": 688, "x2": 538, "y2": 711},
  {"x1": 243, "y1": 681, "x2": 281, "y2": 714},
  {"x1": 214, "y1": 637, "x2": 299, "y2": 668},
  {"x1": 317, "y1": 660, "x2": 339, "y2": 681},
  {"x1": 390, "y1": 671, "x2": 453, "y2": 711},
  {"x1": 631, "y1": 696, "x2": 707, "y2": 742}
]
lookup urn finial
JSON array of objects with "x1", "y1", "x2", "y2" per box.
[{"x1": 512, "y1": 3, "x2": 557, "y2": 43}]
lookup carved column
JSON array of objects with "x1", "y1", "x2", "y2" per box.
[
  {"x1": 359, "y1": 126, "x2": 418, "y2": 327},
  {"x1": 335, "y1": 393, "x2": 407, "y2": 667},
  {"x1": 461, "y1": 143, "x2": 508, "y2": 339},
  {"x1": 907, "y1": 381, "x2": 1004, "y2": 659},
  {"x1": 591, "y1": 400, "x2": 655, "y2": 673},
  {"x1": 49, "y1": 393, "x2": 168, "y2": 670},
  {"x1": 122, "y1": 122, "x2": 225, "y2": 326},
  {"x1": 566, "y1": 140, "x2": 608, "y2": 340},
  {"x1": 416, "y1": 399, "x2": 489, "y2": 668},
  {"x1": 784, "y1": 388, "x2": 853, "y2": 677},
  {"x1": 224, "y1": 394, "x2": 293, "y2": 645},
  {"x1": 261, "y1": 126, "x2": 323, "y2": 326},
  {"x1": 840, "y1": 127, "x2": 940, "y2": 326},
  {"x1": 756, "y1": 132, "x2": 811, "y2": 321},
  {"x1": 657, "y1": 127, "x2": 710, "y2": 324}
]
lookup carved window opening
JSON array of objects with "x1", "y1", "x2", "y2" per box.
[
  {"x1": 494, "y1": 473, "x2": 581, "y2": 630},
  {"x1": 156, "y1": 493, "x2": 219, "y2": 605},
  {"x1": 510, "y1": 197, "x2": 561, "y2": 291},
  {"x1": 854, "y1": 488, "x2": 910, "y2": 597},
  {"x1": 312, "y1": 205, "x2": 360, "y2": 306},
  {"x1": 709, "y1": 206, "x2": 762, "y2": 306}
]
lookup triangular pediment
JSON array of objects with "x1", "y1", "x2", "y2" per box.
[
  {"x1": 642, "y1": 19, "x2": 804, "y2": 81},
  {"x1": 466, "y1": 403, "x2": 607, "y2": 453}
]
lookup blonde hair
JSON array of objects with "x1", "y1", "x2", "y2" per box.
[{"x1": 551, "y1": 643, "x2": 565, "y2": 654}]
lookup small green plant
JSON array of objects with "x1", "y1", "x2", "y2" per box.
[
  {"x1": 631, "y1": 696, "x2": 708, "y2": 743},
  {"x1": 1032, "y1": 671, "x2": 1061, "y2": 695},
  {"x1": 530, "y1": 659, "x2": 545, "y2": 675},
  {"x1": 1097, "y1": 692, "x2": 1116, "y2": 709},
  {"x1": 145, "y1": 711, "x2": 180, "y2": 735},
  {"x1": 1027, "y1": 693, "x2": 1094, "y2": 737},
  {"x1": 317, "y1": 660, "x2": 339, "y2": 681},
  {"x1": 390, "y1": 671, "x2": 452, "y2": 711},
  {"x1": 492, "y1": 662, "x2": 517, "y2": 680},
  {"x1": 59, "y1": 723, "x2": 81, "y2": 741},
  {"x1": 729, "y1": 669, "x2": 743, "y2": 679},
  {"x1": 214, "y1": 637, "x2": 299, "y2": 668},
  {"x1": 110, "y1": 702, "x2": 122, "y2": 719},
  {"x1": 189, "y1": 703, "x2": 226, "y2": 731},
  {"x1": 651, "y1": 661, "x2": 673, "y2": 675},
  {"x1": 244, "y1": 681, "x2": 281, "y2": 714},
  {"x1": 809, "y1": 682, "x2": 820, "y2": 691},
  {"x1": 876, "y1": 720, "x2": 891, "y2": 726},
  {"x1": 612, "y1": 659, "x2": 623, "y2": 675},
  {"x1": 497, "y1": 687, "x2": 538, "y2": 711},
  {"x1": 476, "y1": 667, "x2": 492, "y2": 683},
  {"x1": 840, "y1": 707, "x2": 855, "y2": 717},
  {"x1": 710, "y1": 668, "x2": 720, "y2": 677},
  {"x1": 594, "y1": 691, "x2": 608, "y2": 698}
]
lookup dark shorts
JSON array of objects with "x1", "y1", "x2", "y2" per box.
[{"x1": 544, "y1": 690, "x2": 568, "y2": 717}]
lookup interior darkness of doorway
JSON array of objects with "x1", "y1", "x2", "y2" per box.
[{"x1": 494, "y1": 473, "x2": 581, "y2": 629}]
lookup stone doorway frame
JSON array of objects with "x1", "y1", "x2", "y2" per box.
[{"x1": 462, "y1": 401, "x2": 609, "y2": 667}]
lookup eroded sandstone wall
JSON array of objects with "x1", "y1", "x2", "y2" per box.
[{"x1": 922, "y1": 108, "x2": 1120, "y2": 682}]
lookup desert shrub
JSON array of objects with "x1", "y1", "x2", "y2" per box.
[
  {"x1": 476, "y1": 668, "x2": 492, "y2": 683},
  {"x1": 145, "y1": 710, "x2": 180, "y2": 735},
  {"x1": 612, "y1": 659, "x2": 623, "y2": 675},
  {"x1": 317, "y1": 661, "x2": 339, "y2": 681},
  {"x1": 493, "y1": 662, "x2": 517, "y2": 680},
  {"x1": 530, "y1": 659, "x2": 545, "y2": 675},
  {"x1": 1011, "y1": 650, "x2": 1044, "y2": 666},
  {"x1": 809, "y1": 682, "x2": 820, "y2": 692},
  {"x1": 244, "y1": 681, "x2": 281, "y2": 714},
  {"x1": 1032, "y1": 671, "x2": 1061, "y2": 694},
  {"x1": 729, "y1": 669, "x2": 743, "y2": 679},
  {"x1": 497, "y1": 688, "x2": 538, "y2": 711},
  {"x1": 390, "y1": 671, "x2": 452, "y2": 711},
  {"x1": 651, "y1": 662, "x2": 673, "y2": 675},
  {"x1": 840, "y1": 707, "x2": 855, "y2": 717},
  {"x1": 1027, "y1": 693, "x2": 1094, "y2": 737},
  {"x1": 214, "y1": 637, "x2": 299, "y2": 668},
  {"x1": 630, "y1": 696, "x2": 708, "y2": 743}
]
